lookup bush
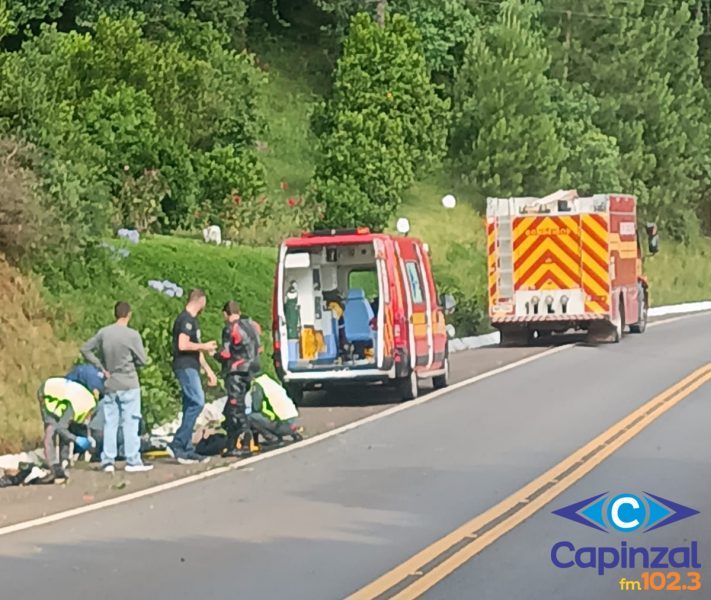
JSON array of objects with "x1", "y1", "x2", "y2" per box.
[
  {"x1": 42, "y1": 236, "x2": 277, "y2": 430},
  {"x1": 0, "y1": 15, "x2": 267, "y2": 255},
  {"x1": 434, "y1": 241, "x2": 488, "y2": 337},
  {"x1": 115, "y1": 168, "x2": 170, "y2": 232},
  {"x1": 0, "y1": 138, "x2": 48, "y2": 264}
]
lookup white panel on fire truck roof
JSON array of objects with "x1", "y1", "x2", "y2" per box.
[
  {"x1": 531, "y1": 189, "x2": 578, "y2": 207},
  {"x1": 486, "y1": 197, "x2": 509, "y2": 217},
  {"x1": 579, "y1": 194, "x2": 610, "y2": 212},
  {"x1": 486, "y1": 196, "x2": 537, "y2": 217},
  {"x1": 487, "y1": 190, "x2": 583, "y2": 216}
]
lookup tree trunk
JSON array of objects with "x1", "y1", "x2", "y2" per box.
[{"x1": 376, "y1": 0, "x2": 387, "y2": 27}]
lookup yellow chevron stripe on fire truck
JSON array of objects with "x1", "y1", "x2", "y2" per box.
[
  {"x1": 512, "y1": 217, "x2": 580, "y2": 259},
  {"x1": 580, "y1": 214, "x2": 610, "y2": 313},
  {"x1": 512, "y1": 216, "x2": 581, "y2": 291},
  {"x1": 515, "y1": 237, "x2": 581, "y2": 282},
  {"x1": 487, "y1": 219, "x2": 498, "y2": 304}
]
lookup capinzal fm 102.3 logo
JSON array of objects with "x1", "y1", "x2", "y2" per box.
[
  {"x1": 553, "y1": 491, "x2": 699, "y2": 533},
  {"x1": 550, "y1": 492, "x2": 701, "y2": 577}
]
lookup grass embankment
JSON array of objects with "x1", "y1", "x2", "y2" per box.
[
  {"x1": 645, "y1": 238, "x2": 711, "y2": 306},
  {"x1": 2, "y1": 238, "x2": 276, "y2": 453},
  {"x1": 0, "y1": 259, "x2": 77, "y2": 454}
]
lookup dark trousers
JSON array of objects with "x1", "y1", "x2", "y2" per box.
[
  {"x1": 41, "y1": 415, "x2": 71, "y2": 468},
  {"x1": 223, "y1": 374, "x2": 251, "y2": 450},
  {"x1": 248, "y1": 413, "x2": 297, "y2": 440}
]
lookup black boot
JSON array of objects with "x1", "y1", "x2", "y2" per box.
[
  {"x1": 235, "y1": 431, "x2": 258, "y2": 457},
  {"x1": 222, "y1": 428, "x2": 240, "y2": 457},
  {"x1": 53, "y1": 464, "x2": 68, "y2": 483}
]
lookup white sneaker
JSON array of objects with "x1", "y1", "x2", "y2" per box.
[
  {"x1": 102, "y1": 464, "x2": 115, "y2": 473},
  {"x1": 125, "y1": 464, "x2": 154, "y2": 473}
]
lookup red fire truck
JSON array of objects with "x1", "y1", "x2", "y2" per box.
[{"x1": 486, "y1": 190, "x2": 659, "y2": 344}]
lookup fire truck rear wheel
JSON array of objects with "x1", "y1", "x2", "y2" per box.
[
  {"x1": 629, "y1": 286, "x2": 648, "y2": 334},
  {"x1": 611, "y1": 297, "x2": 625, "y2": 343}
]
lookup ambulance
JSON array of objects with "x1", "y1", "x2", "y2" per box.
[
  {"x1": 486, "y1": 190, "x2": 659, "y2": 344},
  {"x1": 272, "y1": 225, "x2": 455, "y2": 403}
]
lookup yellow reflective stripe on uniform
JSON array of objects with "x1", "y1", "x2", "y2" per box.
[
  {"x1": 262, "y1": 398, "x2": 277, "y2": 421},
  {"x1": 42, "y1": 377, "x2": 97, "y2": 421}
]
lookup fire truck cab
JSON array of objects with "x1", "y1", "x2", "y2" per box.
[
  {"x1": 272, "y1": 226, "x2": 455, "y2": 403},
  {"x1": 486, "y1": 190, "x2": 659, "y2": 344}
]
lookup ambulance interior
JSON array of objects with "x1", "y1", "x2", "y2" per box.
[{"x1": 281, "y1": 243, "x2": 382, "y2": 370}]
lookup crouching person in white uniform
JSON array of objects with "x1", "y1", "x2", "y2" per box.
[
  {"x1": 38, "y1": 375, "x2": 100, "y2": 483},
  {"x1": 247, "y1": 374, "x2": 303, "y2": 446}
]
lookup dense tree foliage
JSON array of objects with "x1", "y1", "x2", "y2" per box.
[
  {"x1": 451, "y1": 1, "x2": 565, "y2": 199},
  {"x1": 309, "y1": 13, "x2": 449, "y2": 230},
  {"x1": 2, "y1": 0, "x2": 711, "y2": 259},
  {"x1": 540, "y1": 0, "x2": 710, "y2": 240},
  {"x1": 0, "y1": 13, "x2": 266, "y2": 267}
]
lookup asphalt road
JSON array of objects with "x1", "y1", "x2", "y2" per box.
[
  {"x1": 0, "y1": 314, "x2": 709, "y2": 600},
  {"x1": 0, "y1": 343, "x2": 543, "y2": 527}
]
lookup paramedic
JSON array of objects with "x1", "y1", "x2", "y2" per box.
[
  {"x1": 37, "y1": 366, "x2": 104, "y2": 483},
  {"x1": 169, "y1": 289, "x2": 218, "y2": 464},
  {"x1": 214, "y1": 300, "x2": 262, "y2": 458},
  {"x1": 248, "y1": 374, "x2": 303, "y2": 445}
]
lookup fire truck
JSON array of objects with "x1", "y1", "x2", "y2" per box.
[{"x1": 486, "y1": 190, "x2": 659, "y2": 345}]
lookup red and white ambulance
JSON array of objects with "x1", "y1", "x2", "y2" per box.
[{"x1": 272, "y1": 226, "x2": 455, "y2": 403}]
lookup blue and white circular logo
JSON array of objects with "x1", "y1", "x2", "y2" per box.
[{"x1": 607, "y1": 494, "x2": 646, "y2": 532}]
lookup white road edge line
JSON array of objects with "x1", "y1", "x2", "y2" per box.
[{"x1": 0, "y1": 311, "x2": 703, "y2": 538}]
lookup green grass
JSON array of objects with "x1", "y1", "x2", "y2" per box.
[
  {"x1": 249, "y1": 16, "x2": 332, "y2": 199},
  {"x1": 42, "y1": 236, "x2": 277, "y2": 431},
  {"x1": 398, "y1": 176, "x2": 490, "y2": 335},
  {"x1": 645, "y1": 238, "x2": 711, "y2": 306}
]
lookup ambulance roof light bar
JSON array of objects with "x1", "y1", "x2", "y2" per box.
[{"x1": 304, "y1": 227, "x2": 371, "y2": 237}]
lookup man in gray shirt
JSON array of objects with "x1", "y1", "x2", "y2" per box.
[{"x1": 81, "y1": 301, "x2": 153, "y2": 473}]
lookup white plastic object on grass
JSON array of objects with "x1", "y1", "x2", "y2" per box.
[
  {"x1": 202, "y1": 225, "x2": 222, "y2": 245},
  {"x1": 442, "y1": 194, "x2": 456, "y2": 209},
  {"x1": 396, "y1": 217, "x2": 410, "y2": 235},
  {"x1": 117, "y1": 228, "x2": 140, "y2": 245}
]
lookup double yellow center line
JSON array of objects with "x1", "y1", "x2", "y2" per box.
[{"x1": 348, "y1": 362, "x2": 711, "y2": 600}]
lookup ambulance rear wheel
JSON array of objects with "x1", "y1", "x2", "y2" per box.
[
  {"x1": 433, "y1": 357, "x2": 450, "y2": 390},
  {"x1": 286, "y1": 383, "x2": 304, "y2": 406},
  {"x1": 398, "y1": 369, "x2": 419, "y2": 401}
]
